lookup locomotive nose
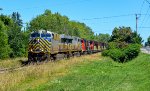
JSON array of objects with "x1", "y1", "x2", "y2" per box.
[
  {"x1": 29, "y1": 38, "x2": 44, "y2": 53},
  {"x1": 34, "y1": 38, "x2": 40, "y2": 43}
]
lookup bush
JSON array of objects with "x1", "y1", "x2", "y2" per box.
[
  {"x1": 108, "y1": 49, "x2": 125, "y2": 62},
  {"x1": 107, "y1": 42, "x2": 118, "y2": 49},
  {"x1": 123, "y1": 44, "x2": 141, "y2": 60},
  {"x1": 102, "y1": 50, "x2": 110, "y2": 56},
  {"x1": 102, "y1": 44, "x2": 141, "y2": 63}
]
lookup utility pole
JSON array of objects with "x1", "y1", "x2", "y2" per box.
[{"x1": 135, "y1": 14, "x2": 141, "y2": 33}]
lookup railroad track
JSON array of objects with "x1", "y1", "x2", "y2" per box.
[{"x1": 0, "y1": 60, "x2": 29, "y2": 74}]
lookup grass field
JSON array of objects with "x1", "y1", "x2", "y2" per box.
[
  {"x1": 0, "y1": 53, "x2": 150, "y2": 91},
  {"x1": 0, "y1": 57, "x2": 27, "y2": 69}
]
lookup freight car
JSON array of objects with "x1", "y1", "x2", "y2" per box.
[{"x1": 28, "y1": 30, "x2": 106, "y2": 62}]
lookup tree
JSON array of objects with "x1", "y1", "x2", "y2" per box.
[
  {"x1": 110, "y1": 26, "x2": 142, "y2": 45},
  {"x1": 0, "y1": 14, "x2": 13, "y2": 28},
  {"x1": 97, "y1": 33, "x2": 110, "y2": 43},
  {"x1": 102, "y1": 26, "x2": 142, "y2": 63},
  {"x1": 0, "y1": 21, "x2": 11, "y2": 59},
  {"x1": 110, "y1": 27, "x2": 132, "y2": 43},
  {"x1": 11, "y1": 12, "x2": 23, "y2": 27},
  {"x1": 8, "y1": 25, "x2": 26, "y2": 57},
  {"x1": 29, "y1": 9, "x2": 95, "y2": 40},
  {"x1": 7, "y1": 12, "x2": 26, "y2": 57},
  {"x1": 130, "y1": 31, "x2": 143, "y2": 44}
]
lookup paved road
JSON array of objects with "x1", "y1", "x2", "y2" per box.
[{"x1": 141, "y1": 47, "x2": 150, "y2": 54}]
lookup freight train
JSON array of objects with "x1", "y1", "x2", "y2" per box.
[{"x1": 28, "y1": 30, "x2": 106, "y2": 62}]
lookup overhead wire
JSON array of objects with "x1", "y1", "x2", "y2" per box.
[
  {"x1": 139, "y1": 0, "x2": 146, "y2": 14},
  {"x1": 140, "y1": 6, "x2": 150, "y2": 26},
  {"x1": 83, "y1": 14, "x2": 135, "y2": 20},
  {"x1": 145, "y1": 0, "x2": 150, "y2": 5},
  {"x1": 139, "y1": 0, "x2": 150, "y2": 28}
]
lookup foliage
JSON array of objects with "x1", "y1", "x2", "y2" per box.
[
  {"x1": 8, "y1": 25, "x2": 26, "y2": 57},
  {"x1": 110, "y1": 26, "x2": 132, "y2": 43},
  {"x1": 103, "y1": 44, "x2": 141, "y2": 62},
  {"x1": 11, "y1": 12, "x2": 23, "y2": 27},
  {"x1": 107, "y1": 42, "x2": 118, "y2": 49},
  {"x1": 130, "y1": 31, "x2": 143, "y2": 44},
  {"x1": 7, "y1": 12, "x2": 26, "y2": 57},
  {"x1": 0, "y1": 14, "x2": 13, "y2": 27},
  {"x1": 110, "y1": 26, "x2": 142, "y2": 45},
  {"x1": 29, "y1": 9, "x2": 95, "y2": 40},
  {"x1": 0, "y1": 13, "x2": 28, "y2": 59},
  {"x1": 101, "y1": 49, "x2": 110, "y2": 56},
  {"x1": 102, "y1": 26, "x2": 142, "y2": 62},
  {"x1": 123, "y1": 44, "x2": 141, "y2": 61},
  {"x1": 0, "y1": 21, "x2": 11, "y2": 59},
  {"x1": 95, "y1": 33, "x2": 110, "y2": 43}
]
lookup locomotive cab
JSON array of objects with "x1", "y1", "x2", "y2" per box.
[{"x1": 28, "y1": 30, "x2": 53, "y2": 62}]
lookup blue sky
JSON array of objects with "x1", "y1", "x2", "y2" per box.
[{"x1": 0, "y1": 0, "x2": 150, "y2": 43}]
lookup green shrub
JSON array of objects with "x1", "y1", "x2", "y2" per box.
[
  {"x1": 102, "y1": 50, "x2": 110, "y2": 56},
  {"x1": 107, "y1": 42, "x2": 118, "y2": 49},
  {"x1": 108, "y1": 49, "x2": 125, "y2": 62},
  {"x1": 123, "y1": 44, "x2": 141, "y2": 60},
  {"x1": 102, "y1": 43, "x2": 141, "y2": 63},
  {"x1": 117, "y1": 42, "x2": 128, "y2": 48}
]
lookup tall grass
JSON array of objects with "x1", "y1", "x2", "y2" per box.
[
  {"x1": 0, "y1": 57, "x2": 27, "y2": 69},
  {"x1": 0, "y1": 54, "x2": 101, "y2": 91}
]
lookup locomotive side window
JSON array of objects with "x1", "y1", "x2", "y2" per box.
[
  {"x1": 61, "y1": 38, "x2": 66, "y2": 43},
  {"x1": 31, "y1": 33, "x2": 40, "y2": 37}
]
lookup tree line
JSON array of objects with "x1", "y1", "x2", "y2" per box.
[{"x1": 0, "y1": 9, "x2": 110, "y2": 59}]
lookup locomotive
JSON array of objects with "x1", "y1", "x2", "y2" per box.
[{"x1": 28, "y1": 30, "x2": 106, "y2": 62}]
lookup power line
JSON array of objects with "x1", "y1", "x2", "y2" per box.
[
  {"x1": 140, "y1": 6, "x2": 150, "y2": 27},
  {"x1": 145, "y1": 0, "x2": 150, "y2": 5},
  {"x1": 139, "y1": 0, "x2": 146, "y2": 14},
  {"x1": 83, "y1": 14, "x2": 135, "y2": 20},
  {"x1": 138, "y1": 27, "x2": 150, "y2": 28}
]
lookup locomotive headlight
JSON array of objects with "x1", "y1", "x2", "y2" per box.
[
  {"x1": 30, "y1": 49, "x2": 33, "y2": 52},
  {"x1": 37, "y1": 39, "x2": 40, "y2": 43}
]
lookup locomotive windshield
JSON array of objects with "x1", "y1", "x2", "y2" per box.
[
  {"x1": 41, "y1": 33, "x2": 51, "y2": 38},
  {"x1": 31, "y1": 33, "x2": 40, "y2": 37},
  {"x1": 41, "y1": 33, "x2": 51, "y2": 42},
  {"x1": 31, "y1": 33, "x2": 51, "y2": 38}
]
